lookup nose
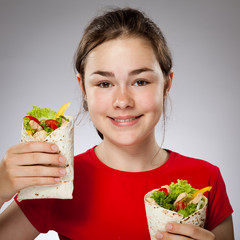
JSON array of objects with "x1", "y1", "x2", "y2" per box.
[{"x1": 113, "y1": 87, "x2": 134, "y2": 109}]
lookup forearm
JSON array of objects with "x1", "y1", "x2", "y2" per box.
[
  {"x1": 212, "y1": 215, "x2": 234, "y2": 240},
  {"x1": 0, "y1": 201, "x2": 39, "y2": 240}
]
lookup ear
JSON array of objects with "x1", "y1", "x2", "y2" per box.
[
  {"x1": 76, "y1": 73, "x2": 85, "y2": 95},
  {"x1": 166, "y1": 70, "x2": 173, "y2": 92},
  {"x1": 164, "y1": 70, "x2": 173, "y2": 98}
]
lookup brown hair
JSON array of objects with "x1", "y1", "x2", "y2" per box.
[{"x1": 74, "y1": 7, "x2": 172, "y2": 139}]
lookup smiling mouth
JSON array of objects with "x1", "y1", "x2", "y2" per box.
[
  {"x1": 110, "y1": 115, "x2": 143, "y2": 122},
  {"x1": 114, "y1": 117, "x2": 137, "y2": 122}
]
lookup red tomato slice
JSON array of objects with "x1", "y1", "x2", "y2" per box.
[
  {"x1": 24, "y1": 116, "x2": 41, "y2": 125},
  {"x1": 175, "y1": 201, "x2": 187, "y2": 211},
  {"x1": 159, "y1": 187, "x2": 169, "y2": 195},
  {"x1": 45, "y1": 119, "x2": 59, "y2": 130}
]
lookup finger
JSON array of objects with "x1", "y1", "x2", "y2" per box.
[
  {"x1": 8, "y1": 142, "x2": 59, "y2": 154},
  {"x1": 155, "y1": 231, "x2": 191, "y2": 240},
  {"x1": 14, "y1": 176, "x2": 61, "y2": 190},
  {"x1": 165, "y1": 222, "x2": 215, "y2": 240},
  {"x1": 15, "y1": 153, "x2": 66, "y2": 166},
  {"x1": 13, "y1": 165, "x2": 66, "y2": 177}
]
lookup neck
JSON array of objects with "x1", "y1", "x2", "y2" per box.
[{"x1": 95, "y1": 135, "x2": 168, "y2": 172}]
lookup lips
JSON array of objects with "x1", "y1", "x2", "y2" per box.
[
  {"x1": 108, "y1": 115, "x2": 143, "y2": 126},
  {"x1": 113, "y1": 117, "x2": 139, "y2": 122}
]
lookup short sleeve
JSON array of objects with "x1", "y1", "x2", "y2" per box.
[
  {"x1": 205, "y1": 167, "x2": 233, "y2": 230},
  {"x1": 14, "y1": 195, "x2": 55, "y2": 233}
]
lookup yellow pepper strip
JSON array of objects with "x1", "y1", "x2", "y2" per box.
[
  {"x1": 186, "y1": 186, "x2": 212, "y2": 203},
  {"x1": 26, "y1": 130, "x2": 33, "y2": 135},
  {"x1": 54, "y1": 102, "x2": 71, "y2": 120},
  {"x1": 192, "y1": 186, "x2": 212, "y2": 198}
]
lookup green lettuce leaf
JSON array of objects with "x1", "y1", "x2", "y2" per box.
[
  {"x1": 169, "y1": 179, "x2": 197, "y2": 200},
  {"x1": 27, "y1": 106, "x2": 56, "y2": 120},
  {"x1": 151, "y1": 190, "x2": 175, "y2": 211},
  {"x1": 178, "y1": 203, "x2": 198, "y2": 218}
]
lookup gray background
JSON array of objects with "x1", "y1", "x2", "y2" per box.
[{"x1": 0, "y1": 0, "x2": 239, "y2": 239}]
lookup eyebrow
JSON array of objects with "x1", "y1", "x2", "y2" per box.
[{"x1": 90, "y1": 67, "x2": 154, "y2": 77}]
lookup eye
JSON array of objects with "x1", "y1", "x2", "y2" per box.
[
  {"x1": 134, "y1": 80, "x2": 149, "y2": 86},
  {"x1": 97, "y1": 82, "x2": 112, "y2": 88}
]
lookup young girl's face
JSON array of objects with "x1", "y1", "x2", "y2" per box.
[{"x1": 81, "y1": 37, "x2": 169, "y2": 146}]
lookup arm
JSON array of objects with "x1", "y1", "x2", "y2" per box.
[
  {"x1": 155, "y1": 215, "x2": 234, "y2": 240},
  {"x1": 0, "y1": 201, "x2": 39, "y2": 240}
]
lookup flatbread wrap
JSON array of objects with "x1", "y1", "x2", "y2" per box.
[
  {"x1": 17, "y1": 103, "x2": 74, "y2": 201},
  {"x1": 144, "y1": 180, "x2": 212, "y2": 239}
]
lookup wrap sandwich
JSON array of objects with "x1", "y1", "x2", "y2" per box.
[
  {"x1": 17, "y1": 103, "x2": 74, "y2": 201},
  {"x1": 144, "y1": 180, "x2": 212, "y2": 239}
]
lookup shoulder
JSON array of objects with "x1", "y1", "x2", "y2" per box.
[
  {"x1": 167, "y1": 150, "x2": 221, "y2": 187},
  {"x1": 171, "y1": 150, "x2": 219, "y2": 173}
]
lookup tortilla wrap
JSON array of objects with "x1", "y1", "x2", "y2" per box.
[
  {"x1": 144, "y1": 189, "x2": 207, "y2": 240},
  {"x1": 17, "y1": 116, "x2": 74, "y2": 201}
]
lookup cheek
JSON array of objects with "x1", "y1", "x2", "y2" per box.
[
  {"x1": 86, "y1": 90, "x2": 110, "y2": 117},
  {"x1": 138, "y1": 89, "x2": 164, "y2": 113}
]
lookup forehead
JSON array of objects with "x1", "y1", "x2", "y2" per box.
[{"x1": 84, "y1": 37, "x2": 160, "y2": 75}]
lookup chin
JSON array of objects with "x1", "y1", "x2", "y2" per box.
[{"x1": 104, "y1": 132, "x2": 146, "y2": 147}]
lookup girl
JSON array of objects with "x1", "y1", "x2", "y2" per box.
[{"x1": 0, "y1": 8, "x2": 234, "y2": 240}]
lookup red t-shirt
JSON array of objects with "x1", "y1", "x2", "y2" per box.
[{"x1": 15, "y1": 147, "x2": 233, "y2": 240}]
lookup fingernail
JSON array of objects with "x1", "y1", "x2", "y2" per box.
[
  {"x1": 155, "y1": 232, "x2": 163, "y2": 239},
  {"x1": 166, "y1": 223, "x2": 173, "y2": 231},
  {"x1": 55, "y1": 177, "x2": 60, "y2": 182},
  {"x1": 59, "y1": 156, "x2": 65, "y2": 164},
  {"x1": 51, "y1": 144, "x2": 58, "y2": 152},
  {"x1": 59, "y1": 169, "x2": 66, "y2": 175}
]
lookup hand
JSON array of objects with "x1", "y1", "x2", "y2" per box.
[
  {"x1": 0, "y1": 142, "x2": 66, "y2": 203},
  {"x1": 155, "y1": 222, "x2": 215, "y2": 240}
]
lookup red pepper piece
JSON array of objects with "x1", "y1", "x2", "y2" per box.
[
  {"x1": 159, "y1": 187, "x2": 169, "y2": 195},
  {"x1": 24, "y1": 116, "x2": 41, "y2": 125}
]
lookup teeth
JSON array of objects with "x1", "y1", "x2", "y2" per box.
[{"x1": 114, "y1": 117, "x2": 137, "y2": 122}]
